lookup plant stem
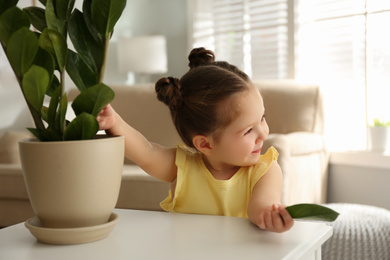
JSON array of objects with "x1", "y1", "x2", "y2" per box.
[
  {"x1": 60, "y1": 69, "x2": 66, "y2": 140},
  {"x1": 60, "y1": 69, "x2": 66, "y2": 97},
  {"x1": 98, "y1": 33, "x2": 111, "y2": 83}
]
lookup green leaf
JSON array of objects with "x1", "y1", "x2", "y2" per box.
[
  {"x1": 27, "y1": 128, "x2": 42, "y2": 140},
  {"x1": 71, "y1": 83, "x2": 114, "y2": 117},
  {"x1": 47, "y1": 86, "x2": 61, "y2": 128},
  {"x1": 82, "y1": 0, "x2": 102, "y2": 45},
  {"x1": 55, "y1": 0, "x2": 75, "y2": 20},
  {"x1": 38, "y1": 0, "x2": 47, "y2": 6},
  {"x1": 33, "y1": 47, "x2": 55, "y2": 82},
  {"x1": 31, "y1": 0, "x2": 73, "y2": 37},
  {"x1": 38, "y1": 28, "x2": 67, "y2": 71},
  {"x1": 64, "y1": 112, "x2": 99, "y2": 140},
  {"x1": 45, "y1": 0, "x2": 66, "y2": 36},
  {"x1": 33, "y1": 47, "x2": 57, "y2": 96},
  {"x1": 286, "y1": 203, "x2": 339, "y2": 222},
  {"x1": 0, "y1": 0, "x2": 18, "y2": 16},
  {"x1": 90, "y1": 0, "x2": 126, "y2": 37},
  {"x1": 372, "y1": 118, "x2": 390, "y2": 127},
  {"x1": 27, "y1": 127, "x2": 61, "y2": 141},
  {"x1": 0, "y1": 7, "x2": 30, "y2": 46},
  {"x1": 45, "y1": 0, "x2": 57, "y2": 30},
  {"x1": 41, "y1": 106, "x2": 49, "y2": 123},
  {"x1": 46, "y1": 75, "x2": 60, "y2": 97},
  {"x1": 22, "y1": 65, "x2": 50, "y2": 112},
  {"x1": 23, "y1": 7, "x2": 47, "y2": 32},
  {"x1": 66, "y1": 49, "x2": 97, "y2": 91},
  {"x1": 6, "y1": 27, "x2": 38, "y2": 76},
  {"x1": 68, "y1": 9, "x2": 102, "y2": 73},
  {"x1": 45, "y1": 86, "x2": 67, "y2": 139}
]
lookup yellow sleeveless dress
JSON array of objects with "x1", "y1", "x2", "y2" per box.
[{"x1": 160, "y1": 146, "x2": 279, "y2": 218}]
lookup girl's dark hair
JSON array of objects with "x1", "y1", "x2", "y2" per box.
[{"x1": 155, "y1": 47, "x2": 251, "y2": 148}]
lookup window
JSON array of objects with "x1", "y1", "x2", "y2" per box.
[
  {"x1": 190, "y1": 0, "x2": 390, "y2": 151},
  {"x1": 191, "y1": 0, "x2": 289, "y2": 79}
]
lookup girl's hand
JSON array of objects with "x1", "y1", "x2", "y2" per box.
[
  {"x1": 97, "y1": 104, "x2": 116, "y2": 132},
  {"x1": 256, "y1": 204, "x2": 294, "y2": 233}
]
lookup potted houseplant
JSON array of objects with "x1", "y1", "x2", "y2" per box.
[
  {"x1": 0, "y1": 0, "x2": 126, "y2": 243},
  {"x1": 368, "y1": 118, "x2": 390, "y2": 152}
]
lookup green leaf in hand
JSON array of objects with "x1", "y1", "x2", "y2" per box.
[
  {"x1": 71, "y1": 83, "x2": 114, "y2": 117},
  {"x1": 64, "y1": 112, "x2": 99, "y2": 140},
  {"x1": 286, "y1": 203, "x2": 339, "y2": 222}
]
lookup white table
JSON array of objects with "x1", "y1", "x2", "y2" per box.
[{"x1": 0, "y1": 209, "x2": 332, "y2": 260}]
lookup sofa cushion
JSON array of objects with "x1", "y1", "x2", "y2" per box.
[
  {"x1": 0, "y1": 164, "x2": 30, "y2": 199},
  {"x1": 0, "y1": 131, "x2": 32, "y2": 164},
  {"x1": 254, "y1": 80, "x2": 324, "y2": 134},
  {"x1": 109, "y1": 85, "x2": 182, "y2": 147},
  {"x1": 116, "y1": 165, "x2": 170, "y2": 211}
]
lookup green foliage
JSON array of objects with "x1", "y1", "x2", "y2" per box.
[
  {"x1": 6, "y1": 27, "x2": 38, "y2": 76},
  {"x1": 90, "y1": 0, "x2": 126, "y2": 37},
  {"x1": 23, "y1": 7, "x2": 46, "y2": 32},
  {"x1": 22, "y1": 65, "x2": 50, "y2": 112},
  {"x1": 0, "y1": 0, "x2": 126, "y2": 141},
  {"x1": 286, "y1": 203, "x2": 339, "y2": 222},
  {"x1": 71, "y1": 83, "x2": 115, "y2": 117},
  {"x1": 372, "y1": 118, "x2": 390, "y2": 127}
]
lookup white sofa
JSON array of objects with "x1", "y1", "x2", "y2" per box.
[{"x1": 0, "y1": 80, "x2": 328, "y2": 227}]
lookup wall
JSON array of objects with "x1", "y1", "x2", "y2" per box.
[
  {"x1": 0, "y1": 0, "x2": 189, "y2": 136},
  {"x1": 327, "y1": 152, "x2": 390, "y2": 210}
]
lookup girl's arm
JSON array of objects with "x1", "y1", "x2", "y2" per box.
[
  {"x1": 247, "y1": 161, "x2": 294, "y2": 233},
  {"x1": 98, "y1": 105, "x2": 177, "y2": 183}
]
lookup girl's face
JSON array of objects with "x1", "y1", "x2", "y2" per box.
[{"x1": 210, "y1": 85, "x2": 269, "y2": 168}]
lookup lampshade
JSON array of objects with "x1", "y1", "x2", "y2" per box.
[{"x1": 117, "y1": 35, "x2": 168, "y2": 74}]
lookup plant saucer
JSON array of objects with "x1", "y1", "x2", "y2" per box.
[{"x1": 25, "y1": 213, "x2": 119, "y2": 245}]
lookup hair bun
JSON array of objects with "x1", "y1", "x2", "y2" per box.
[
  {"x1": 155, "y1": 77, "x2": 183, "y2": 111},
  {"x1": 188, "y1": 47, "x2": 215, "y2": 69}
]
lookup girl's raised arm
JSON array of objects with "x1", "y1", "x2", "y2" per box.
[{"x1": 98, "y1": 105, "x2": 177, "y2": 183}]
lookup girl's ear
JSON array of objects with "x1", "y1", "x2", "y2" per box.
[{"x1": 193, "y1": 135, "x2": 213, "y2": 155}]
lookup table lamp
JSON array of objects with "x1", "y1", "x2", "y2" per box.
[{"x1": 117, "y1": 35, "x2": 168, "y2": 84}]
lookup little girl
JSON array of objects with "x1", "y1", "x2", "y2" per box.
[{"x1": 98, "y1": 48, "x2": 294, "y2": 233}]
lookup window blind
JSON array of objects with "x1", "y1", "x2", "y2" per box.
[
  {"x1": 191, "y1": 0, "x2": 289, "y2": 79},
  {"x1": 295, "y1": 0, "x2": 367, "y2": 150},
  {"x1": 248, "y1": 0, "x2": 288, "y2": 79},
  {"x1": 295, "y1": 0, "x2": 390, "y2": 150},
  {"x1": 191, "y1": 0, "x2": 390, "y2": 150}
]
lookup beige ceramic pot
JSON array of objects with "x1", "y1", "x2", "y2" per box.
[{"x1": 19, "y1": 135, "x2": 124, "y2": 229}]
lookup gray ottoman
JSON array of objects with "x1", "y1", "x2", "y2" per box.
[{"x1": 322, "y1": 203, "x2": 390, "y2": 260}]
